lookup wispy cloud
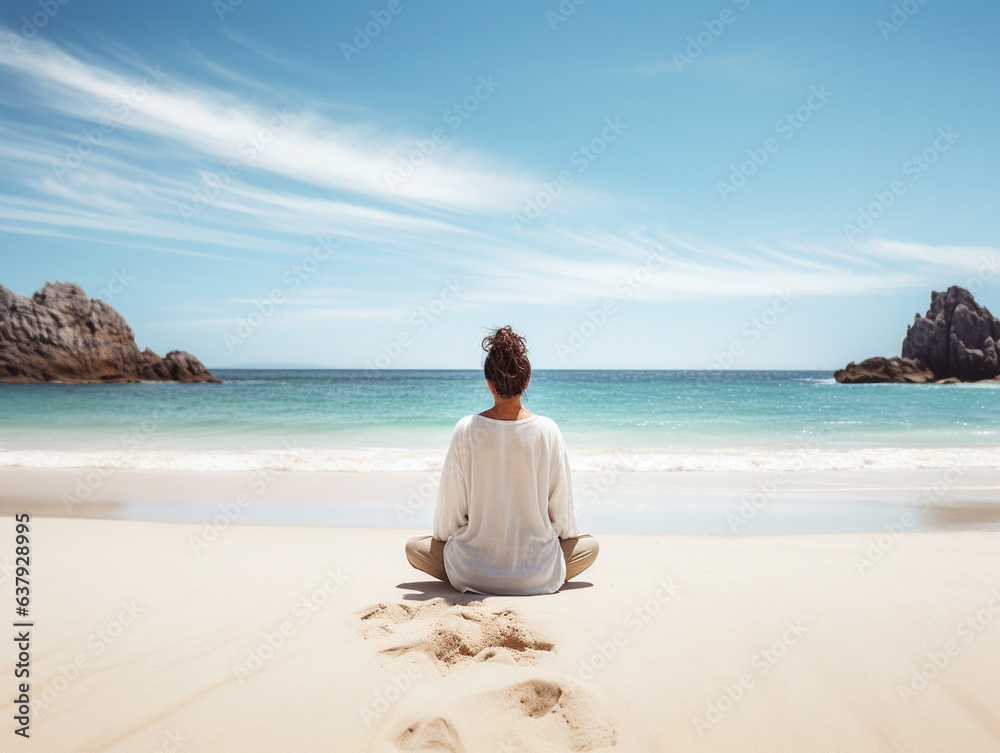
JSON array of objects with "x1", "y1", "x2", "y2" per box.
[
  {"x1": 636, "y1": 51, "x2": 796, "y2": 85},
  {"x1": 0, "y1": 26, "x2": 993, "y2": 316},
  {"x1": 0, "y1": 27, "x2": 543, "y2": 215}
]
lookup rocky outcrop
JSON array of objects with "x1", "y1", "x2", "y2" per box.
[
  {"x1": 901, "y1": 286, "x2": 1000, "y2": 381},
  {"x1": 0, "y1": 281, "x2": 220, "y2": 383},
  {"x1": 836, "y1": 286, "x2": 1000, "y2": 384},
  {"x1": 834, "y1": 356, "x2": 935, "y2": 384}
]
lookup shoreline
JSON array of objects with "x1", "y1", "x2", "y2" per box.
[
  {"x1": 3, "y1": 443, "x2": 1000, "y2": 473},
  {"x1": 3, "y1": 466, "x2": 999, "y2": 535}
]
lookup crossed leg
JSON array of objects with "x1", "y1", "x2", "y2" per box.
[{"x1": 404, "y1": 534, "x2": 599, "y2": 585}]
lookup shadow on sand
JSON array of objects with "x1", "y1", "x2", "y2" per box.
[{"x1": 394, "y1": 579, "x2": 594, "y2": 603}]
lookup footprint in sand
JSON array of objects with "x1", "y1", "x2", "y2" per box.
[
  {"x1": 370, "y1": 669, "x2": 618, "y2": 752},
  {"x1": 358, "y1": 600, "x2": 618, "y2": 751},
  {"x1": 357, "y1": 598, "x2": 556, "y2": 674}
]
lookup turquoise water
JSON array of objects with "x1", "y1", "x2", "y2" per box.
[{"x1": 0, "y1": 369, "x2": 998, "y2": 452}]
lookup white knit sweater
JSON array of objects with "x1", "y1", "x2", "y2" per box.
[{"x1": 433, "y1": 413, "x2": 580, "y2": 595}]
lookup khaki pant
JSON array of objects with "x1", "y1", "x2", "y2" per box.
[{"x1": 405, "y1": 533, "x2": 599, "y2": 587}]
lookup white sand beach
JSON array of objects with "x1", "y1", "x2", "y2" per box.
[
  {"x1": 3, "y1": 0, "x2": 999, "y2": 748},
  {"x1": 2, "y1": 509, "x2": 999, "y2": 752}
]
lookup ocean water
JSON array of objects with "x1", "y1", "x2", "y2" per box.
[{"x1": 1, "y1": 369, "x2": 998, "y2": 472}]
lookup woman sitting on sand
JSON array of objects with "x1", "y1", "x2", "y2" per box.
[{"x1": 405, "y1": 325, "x2": 598, "y2": 595}]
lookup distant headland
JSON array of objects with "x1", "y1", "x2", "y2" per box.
[
  {"x1": 836, "y1": 286, "x2": 1000, "y2": 384},
  {"x1": 0, "y1": 281, "x2": 220, "y2": 384}
]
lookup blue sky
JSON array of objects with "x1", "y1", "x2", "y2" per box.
[{"x1": 0, "y1": 0, "x2": 997, "y2": 369}]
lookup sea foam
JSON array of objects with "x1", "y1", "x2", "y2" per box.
[{"x1": 1, "y1": 446, "x2": 999, "y2": 473}]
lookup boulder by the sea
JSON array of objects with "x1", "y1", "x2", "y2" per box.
[
  {"x1": 0, "y1": 281, "x2": 220, "y2": 383},
  {"x1": 834, "y1": 356, "x2": 936, "y2": 384},
  {"x1": 901, "y1": 286, "x2": 1000, "y2": 382},
  {"x1": 836, "y1": 286, "x2": 1000, "y2": 384}
]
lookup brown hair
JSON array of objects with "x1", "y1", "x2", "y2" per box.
[{"x1": 481, "y1": 325, "x2": 531, "y2": 399}]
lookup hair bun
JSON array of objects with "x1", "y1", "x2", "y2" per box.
[{"x1": 482, "y1": 326, "x2": 531, "y2": 398}]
